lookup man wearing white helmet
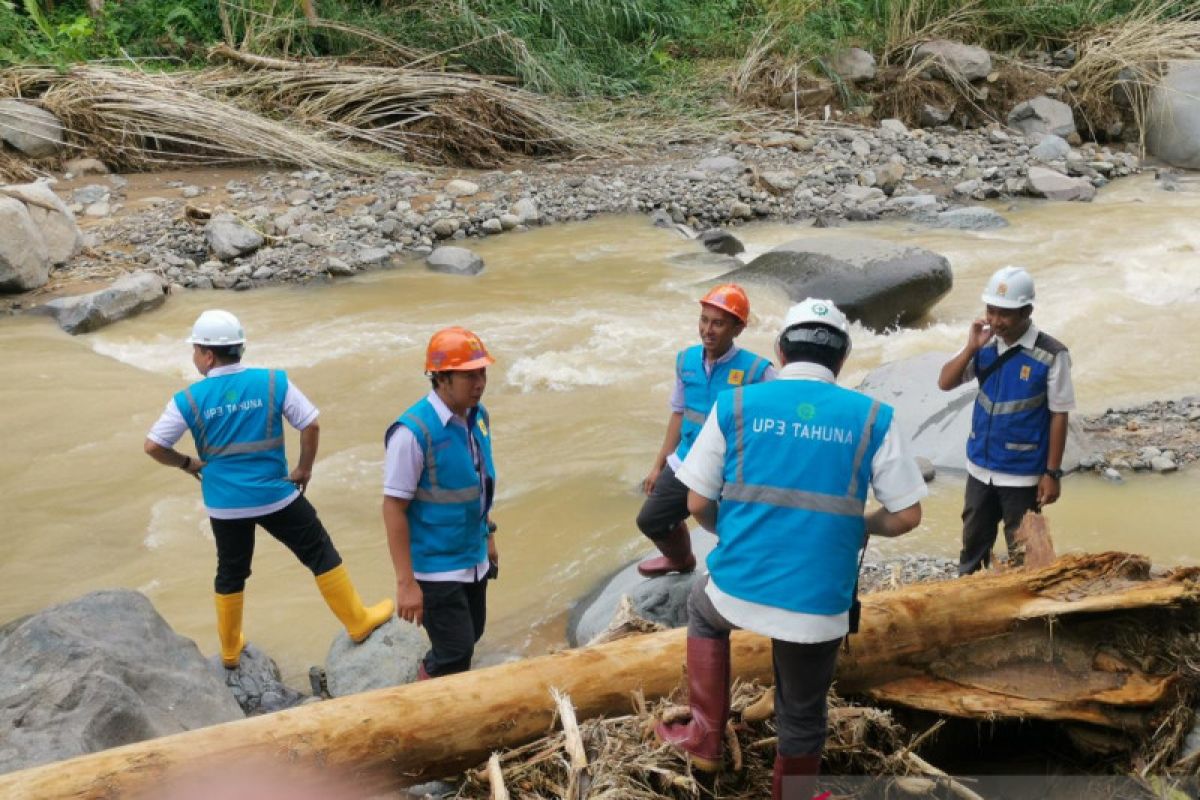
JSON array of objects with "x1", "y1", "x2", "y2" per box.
[
  {"x1": 144, "y1": 309, "x2": 393, "y2": 669},
  {"x1": 938, "y1": 266, "x2": 1075, "y2": 575},
  {"x1": 660, "y1": 298, "x2": 926, "y2": 799}
]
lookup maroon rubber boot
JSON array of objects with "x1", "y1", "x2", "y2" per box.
[
  {"x1": 654, "y1": 637, "x2": 730, "y2": 771},
  {"x1": 637, "y1": 522, "x2": 697, "y2": 578},
  {"x1": 772, "y1": 752, "x2": 822, "y2": 800}
]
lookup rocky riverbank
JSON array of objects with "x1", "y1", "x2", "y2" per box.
[
  {"x1": 2, "y1": 115, "x2": 1139, "y2": 306},
  {"x1": 1078, "y1": 396, "x2": 1200, "y2": 478}
]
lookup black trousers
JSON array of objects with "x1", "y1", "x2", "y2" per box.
[
  {"x1": 209, "y1": 494, "x2": 342, "y2": 594},
  {"x1": 958, "y1": 474, "x2": 1039, "y2": 575},
  {"x1": 635, "y1": 464, "x2": 690, "y2": 541},
  {"x1": 687, "y1": 576, "x2": 842, "y2": 757},
  {"x1": 418, "y1": 576, "x2": 488, "y2": 677}
]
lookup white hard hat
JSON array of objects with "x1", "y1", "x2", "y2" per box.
[
  {"x1": 981, "y1": 266, "x2": 1035, "y2": 309},
  {"x1": 187, "y1": 309, "x2": 245, "y2": 346},
  {"x1": 780, "y1": 298, "x2": 852, "y2": 354}
]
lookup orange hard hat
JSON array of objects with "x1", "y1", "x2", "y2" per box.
[
  {"x1": 425, "y1": 326, "x2": 494, "y2": 372},
  {"x1": 699, "y1": 283, "x2": 750, "y2": 324}
]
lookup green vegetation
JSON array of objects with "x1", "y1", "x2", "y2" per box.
[{"x1": 0, "y1": 0, "x2": 1194, "y2": 96}]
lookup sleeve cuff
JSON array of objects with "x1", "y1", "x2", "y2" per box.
[
  {"x1": 383, "y1": 487, "x2": 416, "y2": 500},
  {"x1": 879, "y1": 484, "x2": 928, "y2": 514},
  {"x1": 675, "y1": 464, "x2": 720, "y2": 500},
  {"x1": 295, "y1": 409, "x2": 320, "y2": 430}
]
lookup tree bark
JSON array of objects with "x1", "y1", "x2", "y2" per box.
[{"x1": 0, "y1": 553, "x2": 1194, "y2": 800}]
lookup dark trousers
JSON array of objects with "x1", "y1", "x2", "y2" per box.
[
  {"x1": 687, "y1": 576, "x2": 841, "y2": 757},
  {"x1": 209, "y1": 494, "x2": 342, "y2": 594},
  {"x1": 418, "y1": 576, "x2": 488, "y2": 677},
  {"x1": 635, "y1": 464, "x2": 690, "y2": 541},
  {"x1": 958, "y1": 474, "x2": 1039, "y2": 575}
]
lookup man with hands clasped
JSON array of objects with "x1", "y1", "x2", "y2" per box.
[{"x1": 938, "y1": 266, "x2": 1075, "y2": 575}]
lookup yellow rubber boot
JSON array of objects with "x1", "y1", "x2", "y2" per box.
[
  {"x1": 315, "y1": 564, "x2": 395, "y2": 643},
  {"x1": 214, "y1": 592, "x2": 246, "y2": 669}
]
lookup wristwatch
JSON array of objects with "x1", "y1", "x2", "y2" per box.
[{"x1": 1044, "y1": 468, "x2": 1064, "y2": 480}]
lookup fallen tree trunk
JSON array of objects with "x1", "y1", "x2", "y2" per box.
[{"x1": 1, "y1": 552, "x2": 1196, "y2": 799}]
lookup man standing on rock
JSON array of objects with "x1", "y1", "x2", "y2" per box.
[
  {"x1": 635, "y1": 284, "x2": 774, "y2": 578},
  {"x1": 383, "y1": 326, "x2": 497, "y2": 680},
  {"x1": 938, "y1": 266, "x2": 1075, "y2": 575},
  {"x1": 660, "y1": 298, "x2": 926, "y2": 799},
  {"x1": 144, "y1": 309, "x2": 394, "y2": 669}
]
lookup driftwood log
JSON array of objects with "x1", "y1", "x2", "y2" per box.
[{"x1": 0, "y1": 552, "x2": 1196, "y2": 799}]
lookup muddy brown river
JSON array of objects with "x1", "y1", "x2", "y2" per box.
[{"x1": 2, "y1": 172, "x2": 1198, "y2": 684}]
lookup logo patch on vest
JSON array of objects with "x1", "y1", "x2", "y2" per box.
[
  {"x1": 795, "y1": 403, "x2": 816, "y2": 421},
  {"x1": 727, "y1": 369, "x2": 744, "y2": 386},
  {"x1": 477, "y1": 417, "x2": 489, "y2": 436},
  {"x1": 1020, "y1": 365, "x2": 1031, "y2": 381}
]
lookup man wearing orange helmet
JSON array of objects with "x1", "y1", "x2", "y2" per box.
[
  {"x1": 383, "y1": 326, "x2": 498, "y2": 679},
  {"x1": 636, "y1": 284, "x2": 775, "y2": 578}
]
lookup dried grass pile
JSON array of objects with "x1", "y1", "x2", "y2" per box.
[
  {"x1": 453, "y1": 683, "x2": 957, "y2": 800},
  {"x1": 0, "y1": 47, "x2": 613, "y2": 175}
]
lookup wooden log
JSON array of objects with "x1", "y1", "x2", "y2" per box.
[{"x1": 0, "y1": 552, "x2": 1195, "y2": 799}]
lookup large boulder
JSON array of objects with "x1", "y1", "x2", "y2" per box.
[
  {"x1": 324, "y1": 617, "x2": 427, "y2": 697},
  {"x1": 567, "y1": 528, "x2": 717, "y2": 647},
  {"x1": 0, "y1": 195, "x2": 51, "y2": 292},
  {"x1": 856, "y1": 352, "x2": 1089, "y2": 473},
  {"x1": 0, "y1": 99, "x2": 65, "y2": 158},
  {"x1": 41, "y1": 271, "x2": 167, "y2": 334},
  {"x1": 913, "y1": 40, "x2": 992, "y2": 82},
  {"x1": 0, "y1": 590, "x2": 244, "y2": 773},
  {"x1": 1146, "y1": 60, "x2": 1200, "y2": 170},
  {"x1": 1025, "y1": 166, "x2": 1096, "y2": 202},
  {"x1": 426, "y1": 246, "x2": 484, "y2": 276},
  {"x1": 699, "y1": 228, "x2": 744, "y2": 256},
  {"x1": 715, "y1": 236, "x2": 953, "y2": 330},
  {"x1": 210, "y1": 643, "x2": 310, "y2": 716},
  {"x1": 1007, "y1": 96, "x2": 1076, "y2": 139},
  {"x1": 2, "y1": 181, "x2": 84, "y2": 265}
]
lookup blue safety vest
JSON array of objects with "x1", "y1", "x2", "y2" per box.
[
  {"x1": 393, "y1": 398, "x2": 496, "y2": 574},
  {"x1": 175, "y1": 368, "x2": 295, "y2": 512},
  {"x1": 709, "y1": 380, "x2": 891, "y2": 615},
  {"x1": 675, "y1": 345, "x2": 771, "y2": 462},
  {"x1": 967, "y1": 332, "x2": 1066, "y2": 476}
]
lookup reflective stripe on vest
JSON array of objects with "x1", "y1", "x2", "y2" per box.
[
  {"x1": 402, "y1": 414, "x2": 483, "y2": 505},
  {"x1": 183, "y1": 369, "x2": 281, "y2": 460}
]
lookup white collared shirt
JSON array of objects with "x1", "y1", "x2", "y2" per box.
[
  {"x1": 384, "y1": 391, "x2": 490, "y2": 583},
  {"x1": 955, "y1": 323, "x2": 1076, "y2": 488},
  {"x1": 147, "y1": 364, "x2": 318, "y2": 519},
  {"x1": 674, "y1": 361, "x2": 928, "y2": 643}
]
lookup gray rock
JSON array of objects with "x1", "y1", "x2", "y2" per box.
[
  {"x1": 84, "y1": 200, "x2": 110, "y2": 218},
  {"x1": 886, "y1": 194, "x2": 939, "y2": 215},
  {"x1": 499, "y1": 213, "x2": 521, "y2": 231},
  {"x1": 1146, "y1": 60, "x2": 1200, "y2": 170},
  {"x1": 326, "y1": 257, "x2": 355, "y2": 276},
  {"x1": 730, "y1": 201, "x2": 754, "y2": 220},
  {"x1": 444, "y1": 179, "x2": 479, "y2": 198},
  {"x1": 916, "y1": 456, "x2": 936, "y2": 483},
  {"x1": 426, "y1": 246, "x2": 484, "y2": 276},
  {"x1": 1025, "y1": 166, "x2": 1096, "y2": 201},
  {"x1": 0, "y1": 589, "x2": 243, "y2": 773},
  {"x1": 931, "y1": 207, "x2": 1009, "y2": 230},
  {"x1": 0, "y1": 196, "x2": 51, "y2": 292},
  {"x1": 41, "y1": 271, "x2": 167, "y2": 335},
  {"x1": 513, "y1": 197, "x2": 540, "y2": 225},
  {"x1": 914, "y1": 40, "x2": 992, "y2": 82},
  {"x1": 325, "y1": 617, "x2": 427, "y2": 696},
  {"x1": 696, "y1": 156, "x2": 745, "y2": 174},
  {"x1": 920, "y1": 103, "x2": 952, "y2": 128},
  {"x1": 718, "y1": 236, "x2": 952, "y2": 330},
  {"x1": 205, "y1": 215, "x2": 265, "y2": 261},
  {"x1": 1150, "y1": 456, "x2": 1178, "y2": 474},
  {"x1": 287, "y1": 189, "x2": 313, "y2": 206},
  {"x1": 760, "y1": 169, "x2": 800, "y2": 194},
  {"x1": 567, "y1": 528, "x2": 717, "y2": 647},
  {"x1": 879, "y1": 119, "x2": 909, "y2": 136},
  {"x1": 829, "y1": 47, "x2": 877, "y2": 83},
  {"x1": 481, "y1": 217, "x2": 503, "y2": 234},
  {"x1": 649, "y1": 208, "x2": 675, "y2": 228},
  {"x1": 857, "y1": 352, "x2": 1089, "y2": 473},
  {"x1": 0, "y1": 99, "x2": 65, "y2": 158},
  {"x1": 699, "y1": 228, "x2": 744, "y2": 256},
  {"x1": 2, "y1": 181, "x2": 83, "y2": 265},
  {"x1": 355, "y1": 247, "x2": 391, "y2": 267},
  {"x1": 211, "y1": 643, "x2": 309, "y2": 715},
  {"x1": 1030, "y1": 134, "x2": 1071, "y2": 162},
  {"x1": 181, "y1": 185, "x2": 203, "y2": 199},
  {"x1": 877, "y1": 161, "x2": 906, "y2": 191},
  {"x1": 1008, "y1": 96, "x2": 1076, "y2": 139},
  {"x1": 73, "y1": 184, "x2": 110, "y2": 206}
]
